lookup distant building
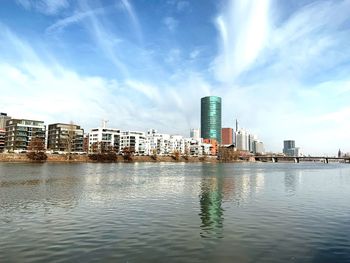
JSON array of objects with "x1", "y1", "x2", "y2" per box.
[
  {"x1": 0, "y1": 129, "x2": 5, "y2": 152},
  {"x1": 5, "y1": 119, "x2": 46, "y2": 152},
  {"x1": 283, "y1": 140, "x2": 300, "y2": 156},
  {"x1": 190, "y1": 128, "x2": 200, "y2": 140},
  {"x1": 236, "y1": 129, "x2": 248, "y2": 151},
  {"x1": 201, "y1": 96, "x2": 222, "y2": 143},
  {"x1": 47, "y1": 123, "x2": 84, "y2": 153},
  {"x1": 221, "y1": 128, "x2": 233, "y2": 145},
  {"x1": 0, "y1": 113, "x2": 11, "y2": 129},
  {"x1": 88, "y1": 127, "x2": 120, "y2": 153},
  {"x1": 338, "y1": 149, "x2": 342, "y2": 158},
  {"x1": 248, "y1": 134, "x2": 257, "y2": 153},
  {"x1": 253, "y1": 140, "x2": 265, "y2": 154}
]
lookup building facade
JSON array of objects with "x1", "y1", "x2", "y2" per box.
[
  {"x1": 201, "y1": 96, "x2": 222, "y2": 143},
  {"x1": 88, "y1": 127, "x2": 121, "y2": 153},
  {"x1": 190, "y1": 128, "x2": 200, "y2": 140},
  {"x1": 0, "y1": 129, "x2": 5, "y2": 152},
  {"x1": 5, "y1": 119, "x2": 46, "y2": 152},
  {"x1": 222, "y1": 128, "x2": 233, "y2": 145},
  {"x1": 47, "y1": 123, "x2": 84, "y2": 153},
  {"x1": 236, "y1": 129, "x2": 248, "y2": 151},
  {"x1": 120, "y1": 131, "x2": 146, "y2": 154},
  {"x1": 283, "y1": 140, "x2": 300, "y2": 156}
]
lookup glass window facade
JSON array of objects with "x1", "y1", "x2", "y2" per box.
[{"x1": 201, "y1": 96, "x2": 222, "y2": 143}]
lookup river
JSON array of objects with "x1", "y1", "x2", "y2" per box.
[{"x1": 0, "y1": 162, "x2": 350, "y2": 262}]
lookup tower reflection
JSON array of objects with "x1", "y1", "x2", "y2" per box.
[{"x1": 199, "y1": 164, "x2": 224, "y2": 238}]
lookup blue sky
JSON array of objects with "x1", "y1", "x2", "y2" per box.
[{"x1": 1, "y1": 0, "x2": 350, "y2": 155}]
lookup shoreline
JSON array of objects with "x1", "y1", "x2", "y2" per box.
[{"x1": 0, "y1": 153, "x2": 221, "y2": 163}]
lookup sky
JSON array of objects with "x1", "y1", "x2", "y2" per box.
[{"x1": 1, "y1": 0, "x2": 350, "y2": 155}]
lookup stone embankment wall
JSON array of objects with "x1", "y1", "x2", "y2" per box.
[{"x1": 0, "y1": 153, "x2": 218, "y2": 163}]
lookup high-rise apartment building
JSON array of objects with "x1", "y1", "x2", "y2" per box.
[
  {"x1": 47, "y1": 123, "x2": 84, "y2": 153},
  {"x1": 5, "y1": 119, "x2": 46, "y2": 152},
  {"x1": 201, "y1": 96, "x2": 222, "y2": 143},
  {"x1": 221, "y1": 128, "x2": 233, "y2": 145},
  {"x1": 0, "y1": 113, "x2": 11, "y2": 129}
]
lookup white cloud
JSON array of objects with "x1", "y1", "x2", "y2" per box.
[{"x1": 163, "y1": 17, "x2": 179, "y2": 32}]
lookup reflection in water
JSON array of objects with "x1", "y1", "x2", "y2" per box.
[
  {"x1": 199, "y1": 165, "x2": 224, "y2": 238},
  {"x1": 284, "y1": 169, "x2": 302, "y2": 194},
  {"x1": 198, "y1": 165, "x2": 267, "y2": 238}
]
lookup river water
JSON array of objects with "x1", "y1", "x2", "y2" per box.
[{"x1": 0, "y1": 162, "x2": 350, "y2": 262}]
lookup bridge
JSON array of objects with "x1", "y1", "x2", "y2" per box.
[{"x1": 251, "y1": 156, "x2": 350, "y2": 164}]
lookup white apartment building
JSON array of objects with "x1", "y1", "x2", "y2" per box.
[
  {"x1": 88, "y1": 127, "x2": 120, "y2": 153},
  {"x1": 120, "y1": 131, "x2": 147, "y2": 154},
  {"x1": 145, "y1": 129, "x2": 171, "y2": 155}
]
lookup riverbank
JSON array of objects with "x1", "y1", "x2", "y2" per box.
[{"x1": 0, "y1": 153, "x2": 219, "y2": 163}]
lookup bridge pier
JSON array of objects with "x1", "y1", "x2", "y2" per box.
[{"x1": 294, "y1": 158, "x2": 299, "y2": 163}]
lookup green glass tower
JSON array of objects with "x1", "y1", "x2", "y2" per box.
[{"x1": 201, "y1": 96, "x2": 222, "y2": 143}]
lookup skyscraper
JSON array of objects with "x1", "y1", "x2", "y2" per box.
[
  {"x1": 283, "y1": 140, "x2": 300, "y2": 156},
  {"x1": 201, "y1": 96, "x2": 222, "y2": 143}
]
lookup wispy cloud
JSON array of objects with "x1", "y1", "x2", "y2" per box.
[
  {"x1": 120, "y1": 0, "x2": 143, "y2": 42},
  {"x1": 213, "y1": 0, "x2": 271, "y2": 83},
  {"x1": 77, "y1": 1, "x2": 129, "y2": 78},
  {"x1": 16, "y1": 0, "x2": 69, "y2": 15},
  {"x1": 163, "y1": 16, "x2": 179, "y2": 32},
  {"x1": 46, "y1": 8, "x2": 105, "y2": 34}
]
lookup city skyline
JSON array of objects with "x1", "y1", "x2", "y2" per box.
[{"x1": 1, "y1": 0, "x2": 350, "y2": 155}]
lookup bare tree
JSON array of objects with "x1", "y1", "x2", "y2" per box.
[
  {"x1": 64, "y1": 121, "x2": 75, "y2": 157},
  {"x1": 27, "y1": 137, "x2": 47, "y2": 161}
]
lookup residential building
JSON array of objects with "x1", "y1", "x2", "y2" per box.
[
  {"x1": 83, "y1": 133, "x2": 89, "y2": 153},
  {"x1": 203, "y1": 138, "x2": 218, "y2": 156},
  {"x1": 0, "y1": 113, "x2": 11, "y2": 129},
  {"x1": 0, "y1": 129, "x2": 5, "y2": 152},
  {"x1": 201, "y1": 96, "x2": 222, "y2": 143},
  {"x1": 88, "y1": 127, "x2": 120, "y2": 153},
  {"x1": 120, "y1": 131, "x2": 146, "y2": 154},
  {"x1": 145, "y1": 129, "x2": 171, "y2": 155},
  {"x1": 47, "y1": 123, "x2": 84, "y2": 153},
  {"x1": 5, "y1": 119, "x2": 46, "y2": 152},
  {"x1": 222, "y1": 128, "x2": 233, "y2": 145}
]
